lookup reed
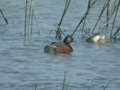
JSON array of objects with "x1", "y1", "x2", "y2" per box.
[
  {"x1": 110, "y1": 0, "x2": 120, "y2": 39},
  {"x1": 30, "y1": 9, "x2": 34, "y2": 36},
  {"x1": 28, "y1": 0, "x2": 34, "y2": 34},
  {"x1": 102, "y1": 79, "x2": 120, "y2": 90},
  {"x1": 92, "y1": 0, "x2": 110, "y2": 33},
  {"x1": 62, "y1": 71, "x2": 69, "y2": 90},
  {"x1": 81, "y1": 19, "x2": 86, "y2": 33},
  {"x1": 98, "y1": 0, "x2": 120, "y2": 36},
  {"x1": 0, "y1": 8, "x2": 8, "y2": 24},
  {"x1": 113, "y1": 26, "x2": 120, "y2": 39},
  {"x1": 106, "y1": 0, "x2": 110, "y2": 28},
  {"x1": 71, "y1": 0, "x2": 97, "y2": 36},
  {"x1": 73, "y1": 0, "x2": 120, "y2": 39},
  {"x1": 23, "y1": 0, "x2": 120, "y2": 41},
  {"x1": 24, "y1": 0, "x2": 28, "y2": 39},
  {"x1": 34, "y1": 11, "x2": 40, "y2": 35},
  {"x1": 97, "y1": 21, "x2": 110, "y2": 33},
  {"x1": 34, "y1": 83, "x2": 38, "y2": 90},
  {"x1": 56, "y1": 0, "x2": 71, "y2": 40},
  {"x1": 24, "y1": 0, "x2": 35, "y2": 41}
]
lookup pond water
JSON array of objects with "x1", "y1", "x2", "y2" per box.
[{"x1": 0, "y1": 0, "x2": 120, "y2": 90}]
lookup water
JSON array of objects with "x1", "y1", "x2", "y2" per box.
[{"x1": 0, "y1": 0, "x2": 120, "y2": 90}]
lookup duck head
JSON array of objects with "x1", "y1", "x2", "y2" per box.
[{"x1": 63, "y1": 35, "x2": 73, "y2": 44}]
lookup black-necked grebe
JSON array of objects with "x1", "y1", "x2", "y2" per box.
[{"x1": 44, "y1": 35, "x2": 73, "y2": 54}]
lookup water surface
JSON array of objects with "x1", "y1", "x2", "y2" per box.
[{"x1": 0, "y1": 0, "x2": 120, "y2": 90}]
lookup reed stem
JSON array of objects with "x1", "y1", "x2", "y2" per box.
[
  {"x1": 106, "y1": 0, "x2": 110, "y2": 28},
  {"x1": 113, "y1": 26, "x2": 120, "y2": 39},
  {"x1": 24, "y1": 0, "x2": 28, "y2": 39},
  {"x1": 0, "y1": 8, "x2": 8, "y2": 24},
  {"x1": 34, "y1": 12, "x2": 40, "y2": 35},
  {"x1": 110, "y1": 0, "x2": 120, "y2": 39},
  {"x1": 30, "y1": 9, "x2": 34, "y2": 36},
  {"x1": 71, "y1": 0, "x2": 97, "y2": 36},
  {"x1": 56, "y1": 0, "x2": 71, "y2": 40},
  {"x1": 62, "y1": 71, "x2": 68, "y2": 90},
  {"x1": 28, "y1": 0, "x2": 34, "y2": 32},
  {"x1": 92, "y1": 0, "x2": 110, "y2": 33}
]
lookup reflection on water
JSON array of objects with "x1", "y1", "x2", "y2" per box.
[{"x1": 0, "y1": 0, "x2": 120, "y2": 90}]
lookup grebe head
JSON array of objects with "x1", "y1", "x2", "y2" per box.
[{"x1": 63, "y1": 35, "x2": 73, "y2": 44}]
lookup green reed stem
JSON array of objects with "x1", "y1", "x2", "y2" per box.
[{"x1": 0, "y1": 8, "x2": 8, "y2": 24}]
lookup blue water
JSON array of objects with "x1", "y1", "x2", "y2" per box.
[{"x1": 0, "y1": 0, "x2": 120, "y2": 90}]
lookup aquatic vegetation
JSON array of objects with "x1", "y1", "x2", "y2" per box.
[
  {"x1": 0, "y1": 8, "x2": 8, "y2": 24},
  {"x1": 71, "y1": 0, "x2": 97, "y2": 37},
  {"x1": 92, "y1": 0, "x2": 110, "y2": 33},
  {"x1": 62, "y1": 71, "x2": 69, "y2": 90},
  {"x1": 112, "y1": 26, "x2": 120, "y2": 39},
  {"x1": 28, "y1": 0, "x2": 34, "y2": 35},
  {"x1": 24, "y1": 0, "x2": 28, "y2": 39},
  {"x1": 23, "y1": 0, "x2": 120, "y2": 42},
  {"x1": 89, "y1": 78, "x2": 120, "y2": 90},
  {"x1": 24, "y1": 0, "x2": 39, "y2": 41},
  {"x1": 70, "y1": 0, "x2": 120, "y2": 41},
  {"x1": 56, "y1": 0, "x2": 71, "y2": 40},
  {"x1": 91, "y1": 0, "x2": 120, "y2": 40},
  {"x1": 110, "y1": 0, "x2": 120, "y2": 39}
]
